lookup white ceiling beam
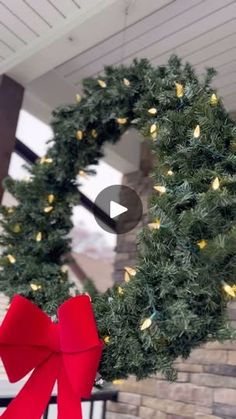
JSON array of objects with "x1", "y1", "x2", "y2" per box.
[{"x1": 2, "y1": 0, "x2": 172, "y2": 85}]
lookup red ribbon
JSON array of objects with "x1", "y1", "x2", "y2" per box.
[{"x1": 0, "y1": 294, "x2": 103, "y2": 419}]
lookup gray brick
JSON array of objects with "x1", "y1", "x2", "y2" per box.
[
  {"x1": 191, "y1": 373, "x2": 236, "y2": 389},
  {"x1": 204, "y1": 364, "x2": 236, "y2": 376},
  {"x1": 118, "y1": 392, "x2": 141, "y2": 406},
  {"x1": 106, "y1": 413, "x2": 138, "y2": 419},
  {"x1": 228, "y1": 308, "x2": 236, "y2": 320},
  {"x1": 107, "y1": 401, "x2": 138, "y2": 416},
  {"x1": 213, "y1": 403, "x2": 236, "y2": 418}
]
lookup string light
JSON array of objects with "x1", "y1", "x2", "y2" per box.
[
  {"x1": 112, "y1": 380, "x2": 124, "y2": 385},
  {"x1": 124, "y1": 266, "x2": 137, "y2": 283},
  {"x1": 91, "y1": 129, "x2": 98, "y2": 138},
  {"x1": 153, "y1": 185, "x2": 166, "y2": 195},
  {"x1": 44, "y1": 206, "x2": 53, "y2": 213},
  {"x1": 140, "y1": 311, "x2": 159, "y2": 331},
  {"x1": 150, "y1": 123, "x2": 157, "y2": 134},
  {"x1": 30, "y1": 283, "x2": 42, "y2": 292},
  {"x1": 12, "y1": 224, "x2": 21, "y2": 233},
  {"x1": 222, "y1": 281, "x2": 235, "y2": 298},
  {"x1": 175, "y1": 82, "x2": 184, "y2": 98},
  {"x1": 7, "y1": 254, "x2": 16, "y2": 264},
  {"x1": 210, "y1": 93, "x2": 218, "y2": 106},
  {"x1": 40, "y1": 157, "x2": 53, "y2": 164},
  {"x1": 148, "y1": 219, "x2": 161, "y2": 230},
  {"x1": 98, "y1": 79, "x2": 107, "y2": 88},
  {"x1": 194, "y1": 125, "x2": 200, "y2": 138},
  {"x1": 197, "y1": 239, "x2": 207, "y2": 249},
  {"x1": 167, "y1": 170, "x2": 174, "y2": 176},
  {"x1": 76, "y1": 130, "x2": 84, "y2": 140},
  {"x1": 23, "y1": 175, "x2": 32, "y2": 183},
  {"x1": 148, "y1": 108, "x2": 157, "y2": 115},
  {"x1": 123, "y1": 78, "x2": 130, "y2": 86},
  {"x1": 212, "y1": 177, "x2": 220, "y2": 190},
  {"x1": 118, "y1": 286, "x2": 124, "y2": 295},
  {"x1": 61, "y1": 265, "x2": 68, "y2": 273},
  {"x1": 76, "y1": 94, "x2": 81, "y2": 103},
  {"x1": 117, "y1": 117, "x2": 128, "y2": 125},
  {"x1": 150, "y1": 123, "x2": 158, "y2": 140},
  {"x1": 104, "y1": 336, "x2": 110, "y2": 344},
  {"x1": 36, "y1": 232, "x2": 42, "y2": 242},
  {"x1": 140, "y1": 317, "x2": 152, "y2": 331},
  {"x1": 79, "y1": 170, "x2": 87, "y2": 177},
  {"x1": 47, "y1": 194, "x2": 55, "y2": 204},
  {"x1": 7, "y1": 207, "x2": 14, "y2": 214}
]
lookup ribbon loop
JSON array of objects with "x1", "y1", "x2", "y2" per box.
[{"x1": 0, "y1": 295, "x2": 103, "y2": 419}]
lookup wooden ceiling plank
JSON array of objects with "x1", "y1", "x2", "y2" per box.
[
  {"x1": 214, "y1": 70, "x2": 236, "y2": 88},
  {"x1": 56, "y1": 0, "x2": 175, "y2": 76},
  {"x1": 120, "y1": 0, "x2": 232, "y2": 64},
  {"x1": 223, "y1": 89, "x2": 236, "y2": 100},
  {"x1": 223, "y1": 97, "x2": 236, "y2": 111},
  {"x1": 145, "y1": 1, "x2": 236, "y2": 66},
  {"x1": 216, "y1": 58, "x2": 236, "y2": 73},
  {"x1": 152, "y1": 18, "x2": 236, "y2": 66},
  {"x1": 58, "y1": 0, "x2": 199, "y2": 81},
  {"x1": 185, "y1": 32, "x2": 236, "y2": 65},
  {"x1": 66, "y1": 0, "x2": 234, "y2": 85},
  {"x1": 0, "y1": 1, "x2": 39, "y2": 41},
  {"x1": 0, "y1": 22, "x2": 26, "y2": 50},
  {"x1": 0, "y1": 0, "x2": 174, "y2": 82},
  {"x1": 224, "y1": 99, "x2": 236, "y2": 110},
  {"x1": 0, "y1": 39, "x2": 15, "y2": 58},
  {"x1": 224, "y1": 93, "x2": 236, "y2": 104},
  {"x1": 55, "y1": 32, "x2": 124, "y2": 77},
  {"x1": 195, "y1": 47, "x2": 236, "y2": 73},
  {"x1": 24, "y1": 0, "x2": 65, "y2": 27},
  {"x1": 4, "y1": 0, "x2": 52, "y2": 34},
  {"x1": 218, "y1": 82, "x2": 236, "y2": 96},
  {"x1": 78, "y1": 0, "x2": 101, "y2": 7},
  {"x1": 49, "y1": 0, "x2": 81, "y2": 16}
]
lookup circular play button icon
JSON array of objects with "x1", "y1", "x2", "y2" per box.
[{"x1": 93, "y1": 185, "x2": 143, "y2": 234}]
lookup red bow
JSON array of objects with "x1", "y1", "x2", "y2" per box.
[{"x1": 0, "y1": 294, "x2": 103, "y2": 419}]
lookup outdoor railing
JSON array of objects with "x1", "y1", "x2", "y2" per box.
[{"x1": 0, "y1": 388, "x2": 118, "y2": 419}]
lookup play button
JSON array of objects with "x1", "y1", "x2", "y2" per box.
[
  {"x1": 110, "y1": 201, "x2": 128, "y2": 219},
  {"x1": 93, "y1": 185, "x2": 143, "y2": 234}
]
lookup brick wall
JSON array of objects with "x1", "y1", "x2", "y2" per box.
[
  {"x1": 110, "y1": 169, "x2": 236, "y2": 419},
  {"x1": 113, "y1": 170, "x2": 153, "y2": 283}
]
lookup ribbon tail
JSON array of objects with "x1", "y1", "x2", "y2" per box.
[
  {"x1": 57, "y1": 362, "x2": 82, "y2": 419},
  {"x1": 1, "y1": 354, "x2": 60, "y2": 419}
]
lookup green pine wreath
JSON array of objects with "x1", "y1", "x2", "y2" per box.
[{"x1": 0, "y1": 56, "x2": 236, "y2": 381}]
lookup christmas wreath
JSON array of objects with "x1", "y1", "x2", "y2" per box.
[{"x1": 0, "y1": 56, "x2": 236, "y2": 382}]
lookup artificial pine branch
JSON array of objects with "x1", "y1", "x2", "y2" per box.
[{"x1": 0, "y1": 56, "x2": 236, "y2": 380}]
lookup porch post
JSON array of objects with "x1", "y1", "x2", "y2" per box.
[{"x1": 0, "y1": 75, "x2": 24, "y2": 201}]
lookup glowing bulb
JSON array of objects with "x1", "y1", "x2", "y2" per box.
[
  {"x1": 197, "y1": 239, "x2": 207, "y2": 250},
  {"x1": 98, "y1": 79, "x2": 107, "y2": 88},
  {"x1": 148, "y1": 108, "x2": 157, "y2": 115},
  {"x1": 36, "y1": 232, "x2": 42, "y2": 242},
  {"x1": 212, "y1": 177, "x2": 220, "y2": 191},
  {"x1": 124, "y1": 266, "x2": 137, "y2": 282},
  {"x1": 76, "y1": 130, "x2": 83, "y2": 140},
  {"x1": 154, "y1": 185, "x2": 166, "y2": 195},
  {"x1": 123, "y1": 78, "x2": 130, "y2": 86},
  {"x1": 148, "y1": 219, "x2": 161, "y2": 230},
  {"x1": 117, "y1": 117, "x2": 128, "y2": 125},
  {"x1": 30, "y1": 283, "x2": 42, "y2": 291},
  {"x1": 194, "y1": 125, "x2": 200, "y2": 138}
]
